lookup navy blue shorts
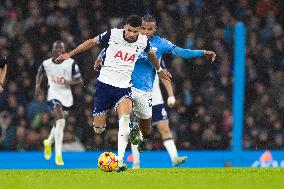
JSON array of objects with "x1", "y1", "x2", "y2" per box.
[
  {"x1": 93, "y1": 80, "x2": 132, "y2": 116},
  {"x1": 152, "y1": 104, "x2": 168, "y2": 125},
  {"x1": 47, "y1": 99, "x2": 70, "y2": 112}
]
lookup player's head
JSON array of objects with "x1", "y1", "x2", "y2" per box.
[
  {"x1": 141, "y1": 14, "x2": 157, "y2": 38},
  {"x1": 124, "y1": 15, "x2": 142, "y2": 43},
  {"x1": 52, "y1": 41, "x2": 65, "y2": 58}
]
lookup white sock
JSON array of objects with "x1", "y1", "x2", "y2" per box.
[
  {"x1": 131, "y1": 144, "x2": 140, "y2": 164},
  {"x1": 117, "y1": 114, "x2": 130, "y2": 163},
  {"x1": 163, "y1": 139, "x2": 178, "y2": 161},
  {"x1": 47, "y1": 126, "x2": 55, "y2": 144},
  {"x1": 54, "y1": 119, "x2": 65, "y2": 156}
]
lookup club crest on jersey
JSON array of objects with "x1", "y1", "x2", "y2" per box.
[{"x1": 114, "y1": 51, "x2": 136, "y2": 62}]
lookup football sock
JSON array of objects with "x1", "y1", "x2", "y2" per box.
[
  {"x1": 163, "y1": 138, "x2": 178, "y2": 161},
  {"x1": 117, "y1": 114, "x2": 130, "y2": 163},
  {"x1": 131, "y1": 144, "x2": 140, "y2": 164},
  {"x1": 47, "y1": 126, "x2": 55, "y2": 145},
  {"x1": 55, "y1": 118, "x2": 65, "y2": 156}
]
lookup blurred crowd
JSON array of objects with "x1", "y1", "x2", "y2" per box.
[{"x1": 0, "y1": 0, "x2": 283, "y2": 151}]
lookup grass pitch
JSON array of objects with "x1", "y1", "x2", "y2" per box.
[{"x1": 0, "y1": 168, "x2": 283, "y2": 189}]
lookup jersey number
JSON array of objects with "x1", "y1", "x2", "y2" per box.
[{"x1": 148, "y1": 98, "x2": 152, "y2": 107}]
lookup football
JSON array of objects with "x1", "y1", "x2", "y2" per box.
[{"x1": 97, "y1": 152, "x2": 118, "y2": 172}]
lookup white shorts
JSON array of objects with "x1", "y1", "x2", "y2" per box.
[{"x1": 132, "y1": 87, "x2": 152, "y2": 119}]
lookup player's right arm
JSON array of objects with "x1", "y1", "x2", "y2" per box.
[
  {"x1": 56, "y1": 30, "x2": 111, "y2": 62},
  {"x1": 56, "y1": 38, "x2": 98, "y2": 62},
  {"x1": 35, "y1": 64, "x2": 45, "y2": 96}
]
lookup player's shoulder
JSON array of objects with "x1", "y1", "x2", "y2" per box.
[
  {"x1": 137, "y1": 33, "x2": 148, "y2": 44},
  {"x1": 153, "y1": 35, "x2": 175, "y2": 50},
  {"x1": 42, "y1": 58, "x2": 53, "y2": 65},
  {"x1": 110, "y1": 28, "x2": 121, "y2": 35},
  {"x1": 65, "y1": 58, "x2": 75, "y2": 63},
  {"x1": 157, "y1": 35, "x2": 172, "y2": 45}
]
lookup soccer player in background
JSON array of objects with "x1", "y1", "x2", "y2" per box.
[
  {"x1": 35, "y1": 41, "x2": 83, "y2": 166},
  {"x1": 129, "y1": 14, "x2": 216, "y2": 168},
  {"x1": 0, "y1": 56, "x2": 8, "y2": 93},
  {"x1": 56, "y1": 15, "x2": 171, "y2": 172}
]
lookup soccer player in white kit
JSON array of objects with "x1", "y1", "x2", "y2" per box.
[
  {"x1": 35, "y1": 41, "x2": 83, "y2": 166},
  {"x1": 56, "y1": 15, "x2": 171, "y2": 172}
]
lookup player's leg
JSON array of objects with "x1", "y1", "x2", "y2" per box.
[
  {"x1": 131, "y1": 87, "x2": 152, "y2": 153},
  {"x1": 93, "y1": 114, "x2": 107, "y2": 134},
  {"x1": 92, "y1": 81, "x2": 112, "y2": 134},
  {"x1": 131, "y1": 143, "x2": 140, "y2": 169},
  {"x1": 136, "y1": 117, "x2": 151, "y2": 153},
  {"x1": 51, "y1": 104, "x2": 66, "y2": 166},
  {"x1": 116, "y1": 97, "x2": 132, "y2": 172},
  {"x1": 154, "y1": 104, "x2": 187, "y2": 166}
]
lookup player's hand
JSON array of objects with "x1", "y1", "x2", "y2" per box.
[
  {"x1": 63, "y1": 79, "x2": 70, "y2": 85},
  {"x1": 94, "y1": 57, "x2": 102, "y2": 71},
  {"x1": 167, "y1": 96, "x2": 176, "y2": 108},
  {"x1": 158, "y1": 69, "x2": 172, "y2": 81},
  {"x1": 55, "y1": 52, "x2": 71, "y2": 63},
  {"x1": 0, "y1": 84, "x2": 3, "y2": 94},
  {"x1": 204, "y1": 51, "x2": 216, "y2": 63},
  {"x1": 35, "y1": 85, "x2": 42, "y2": 96}
]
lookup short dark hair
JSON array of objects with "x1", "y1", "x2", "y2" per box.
[
  {"x1": 142, "y1": 14, "x2": 156, "y2": 23},
  {"x1": 126, "y1": 15, "x2": 142, "y2": 27},
  {"x1": 53, "y1": 40, "x2": 64, "y2": 45}
]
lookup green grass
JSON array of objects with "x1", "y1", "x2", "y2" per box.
[{"x1": 0, "y1": 168, "x2": 283, "y2": 189}]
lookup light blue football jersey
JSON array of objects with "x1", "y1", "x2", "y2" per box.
[{"x1": 131, "y1": 35, "x2": 174, "y2": 92}]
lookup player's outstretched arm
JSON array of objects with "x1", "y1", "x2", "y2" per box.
[
  {"x1": 171, "y1": 46, "x2": 216, "y2": 63},
  {"x1": 147, "y1": 49, "x2": 172, "y2": 81},
  {"x1": 160, "y1": 77, "x2": 176, "y2": 108},
  {"x1": 56, "y1": 38, "x2": 98, "y2": 62}
]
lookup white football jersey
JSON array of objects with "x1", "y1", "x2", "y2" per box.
[
  {"x1": 95, "y1": 28, "x2": 150, "y2": 88},
  {"x1": 41, "y1": 58, "x2": 81, "y2": 107},
  {"x1": 152, "y1": 74, "x2": 164, "y2": 106}
]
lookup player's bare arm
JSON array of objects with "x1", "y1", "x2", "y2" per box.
[
  {"x1": 35, "y1": 67, "x2": 45, "y2": 96},
  {"x1": 147, "y1": 49, "x2": 172, "y2": 81},
  {"x1": 63, "y1": 77, "x2": 83, "y2": 86},
  {"x1": 56, "y1": 38, "x2": 99, "y2": 62},
  {"x1": 94, "y1": 56, "x2": 102, "y2": 71},
  {"x1": 160, "y1": 77, "x2": 176, "y2": 108}
]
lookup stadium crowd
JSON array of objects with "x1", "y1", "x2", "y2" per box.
[{"x1": 0, "y1": 0, "x2": 283, "y2": 151}]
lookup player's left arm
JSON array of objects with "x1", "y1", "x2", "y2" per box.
[
  {"x1": 64, "y1": 63, "x2": 83, "y2": 86},
  {"x1": 160, "y1": 77, "x2": 176, "y2": 108},
  {"x1": 146, "y1": 48, "x2": 172, "y2": 81},
  {"x1": 170, "y1": 46, "x2": 216, "y2": 62}
]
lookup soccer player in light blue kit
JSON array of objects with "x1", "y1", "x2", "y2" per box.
[{"x1": 130, "y1": 14, "x2": 216, "y2": 168}]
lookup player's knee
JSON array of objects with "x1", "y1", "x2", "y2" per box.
[
  {"x1": 93, "y1": 124, "x2": 106, "y2": 134},
  {"x1": 159, "y1": 126, "x2": 171, "y2": 137}
]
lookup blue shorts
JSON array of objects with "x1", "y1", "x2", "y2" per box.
[
  {"x1": 93, "y1": 80, "x2": 132, "y2": 116},
  {"x1": 152, "y1": 104, "x2": 168, "y2": 125},
  {"x1": 47, "y1": 99, "x2": 70, "y2": 112}
]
